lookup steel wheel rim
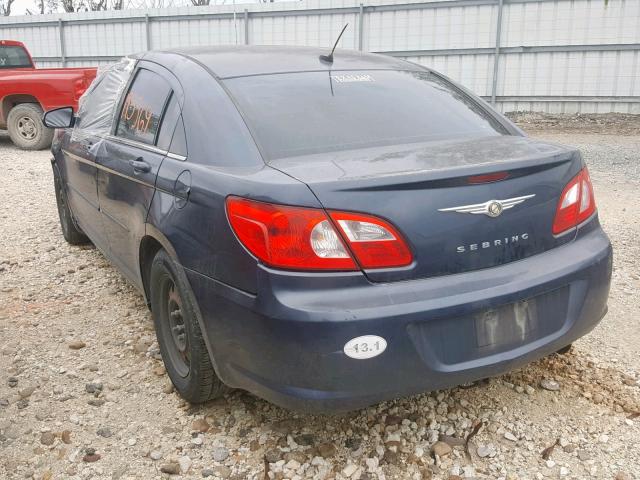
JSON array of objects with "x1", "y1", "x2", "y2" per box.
[
  {"x1": 17, "y1": 116, "x2": 37, "y2": 140},
  {"x1": 162, "y1": 275, "x2": 190, "y2": 378}
]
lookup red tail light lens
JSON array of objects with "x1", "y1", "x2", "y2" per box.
[
  {"x1": 329, "y1": 211, "x2": 413, "y2": 268},
  {"x1": 226, "y1": 197, "x2": 356, "y2": 270},
  {"x1": 226, "y1": 197, "x2": 413, "y2": 271},
  {"x1": 552, "y1": 167, "x2": 596, "y2": 235}
]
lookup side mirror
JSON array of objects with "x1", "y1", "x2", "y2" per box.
[{"x1": 43, "y1": 107, "x2": 75, "y2": 129}]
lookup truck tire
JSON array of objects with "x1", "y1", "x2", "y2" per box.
[
  {"x1": 7, "y1": 103, "x2": 54, "y2": 150},
  {"x1": 53, "y1": 165, "x2": 90, "y2": 245}
]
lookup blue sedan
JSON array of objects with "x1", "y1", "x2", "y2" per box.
[{"x1": 44, "y1": 46, "x2": 612, "y2": 412}]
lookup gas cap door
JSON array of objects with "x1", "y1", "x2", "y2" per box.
[{"x1": 173, "y1": 170, "x2": 191, "y2": 209}]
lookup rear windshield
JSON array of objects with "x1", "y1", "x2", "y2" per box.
[
  {"x1": 225, "y1": 70, "x2": 507, "y2": 160},
  {"x1": 0, "y1": 46, "x2": 32, "y2": 69}
]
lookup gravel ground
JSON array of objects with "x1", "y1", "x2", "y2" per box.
[{"x1": 1, "y1": 116, "x2": 639, "y2": 480}]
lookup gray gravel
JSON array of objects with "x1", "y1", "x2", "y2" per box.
[
  {"x1": 540, "y1": 134, "x2": 640, "y2": 186},
  {"x1": 0, "y1": 120, "x2": 639, "y2": 480}
]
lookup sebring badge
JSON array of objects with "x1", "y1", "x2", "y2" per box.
[{"x1": 438, "y1": 194, "x2": 535, "y2": 218}]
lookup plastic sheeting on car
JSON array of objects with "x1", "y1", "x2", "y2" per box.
[{"x1": 72, "y1": 57, "x2": 136, "y2": 143}]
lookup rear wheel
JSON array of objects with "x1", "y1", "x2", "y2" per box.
[
  {"x1": 150, "y1": 249, "x2": 224, "y2": 403},
  {"x1": 53, "y1": 166, "x2": 90, "y2": 245},
  {"x1": 7, "y1": 104, "x2": 54, "y2": 150}
]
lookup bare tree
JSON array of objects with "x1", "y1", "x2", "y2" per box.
[
  {"x1": 189, "y1": 0, "x2": 210, "y2": 5},
  {"x1": 0, "y1": 0, "x2": 15, "y2": 15},
  {"x1": 127, "y1": 0, "x2": 179, "y2": 8},
  {"x1": 26, "y1": 0, "x2": 58, "y2": 14},
  {"x1": 60, "y1": 0, "x2": 82, "y2": 12},
  {"x1": 58, "y1": 0, "x2": 124, "y2": 11}
]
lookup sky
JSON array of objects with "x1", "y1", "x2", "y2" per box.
[{"x1": 11, "y1": 0, "x2": 34, "y2": 15}]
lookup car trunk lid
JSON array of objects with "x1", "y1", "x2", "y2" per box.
[{"x1": 268, "y1": 135, "x2": 583, "y2": 282}]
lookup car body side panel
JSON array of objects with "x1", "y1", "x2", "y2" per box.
[
  {"x1": 96, "y1": 139, "x2": 164, "y2": 289},
  {"x1": 149, "y1": 161, "x2": 322, "y2": 295}
]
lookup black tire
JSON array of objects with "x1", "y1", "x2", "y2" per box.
[
  {"x1": 53, "y1": 166, "x2": 90, "y2": 245},
  {"x1": 7, "y1": 104, "x2": 54, "y2": 150},
  {"x1": 150, "y1": 249, "x2": 224, "y2": 403},
  {"x1": 556, "y1": 344, "x2": 573, "y2": 355}
]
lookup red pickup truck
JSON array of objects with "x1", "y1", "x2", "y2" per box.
[{"x1": 0, "y1": 40, "x2": 97, "y2": 150}]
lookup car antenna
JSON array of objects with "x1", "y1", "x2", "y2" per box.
[{"x1": 319, "y1": 23, "x2": 349, "y2": 64}]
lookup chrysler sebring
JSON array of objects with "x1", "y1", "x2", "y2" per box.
[{"x1": 44, "y1": 46, "x2": 612, "y2": 412}]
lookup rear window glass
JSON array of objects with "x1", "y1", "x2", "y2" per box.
[
  {"x1": 225, "y1": 70, "x2": 507, "y2": 160},
  {"x1": 116, "y1": 68, "x2": 171, "y2": 145},
  {"x1": 0, "y1": 46, "x2": 32, "y2": 69}
]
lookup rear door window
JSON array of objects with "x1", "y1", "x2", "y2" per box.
[
  {"x1": 116, "y1": 68, "x2": 171, "y2": 145},
  {"x1": 168, "y1": 116, "x2": 188, "y2": 157},
  {"x1": 156, "y1": 93, "x2": 187, "y2": 156}
]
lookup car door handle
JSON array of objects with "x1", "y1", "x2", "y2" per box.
[{"x1": 129, "y1": 158, "x2": 151, "y2": 174}]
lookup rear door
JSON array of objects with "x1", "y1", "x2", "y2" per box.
[{"x1": 95, "y1": 62, "x2": 179, "y2": 286}]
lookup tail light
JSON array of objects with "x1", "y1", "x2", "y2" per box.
[
  {"x1": 329, "y1": 211, "x2": 412, "y2": 268},
  {"x1": 226, "y1": 196, "x2": 412, "y2": 271},
  {"x1": 552, "y1": 167, "x2": 596, "y2": 235}
]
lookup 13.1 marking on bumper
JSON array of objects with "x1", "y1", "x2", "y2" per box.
[{"x1": 344, "y1": 335, "x2": 387, "y2": 359}]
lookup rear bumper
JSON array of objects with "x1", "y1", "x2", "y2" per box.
[{"x1": 186, "y1": 227, "x2": 612, "y2": 412}]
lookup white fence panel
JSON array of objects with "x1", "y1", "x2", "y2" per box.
[{"x1": 1, "y1": 0, "x2": 639, "y2": 113}]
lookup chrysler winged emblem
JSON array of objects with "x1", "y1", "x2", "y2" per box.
[{"x1": 438, "y1": 194, "x2": 535, "y2": 218}]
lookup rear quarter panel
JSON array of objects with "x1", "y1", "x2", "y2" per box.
[{"x1": 144, "y1": 52, "x2": 319, "y2": 294}]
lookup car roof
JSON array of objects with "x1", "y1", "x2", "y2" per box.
[{"x1": 145, "y1": 45, "x2": 423, "y2": 79}]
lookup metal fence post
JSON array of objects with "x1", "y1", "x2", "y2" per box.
[
  {"x1": 244, "y1": 9, "x2": 249, "y2": 45},
  {"x1": 358, "y1": 4, "x2": 364, "y2": 51},
  {"x1": 490, "y1": 0, "x2": 503, "y2": 106},
  {"x1": 145, "y1": 14, "x2": 151, "y2": 50},
  {"x1": 58, "y1": 18, "x2": 66, "y2": 67}
]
